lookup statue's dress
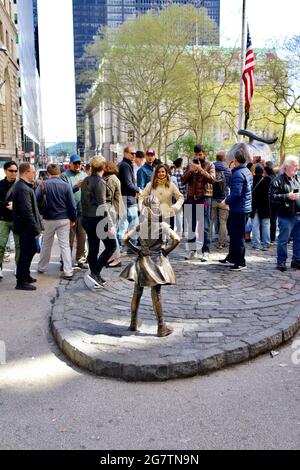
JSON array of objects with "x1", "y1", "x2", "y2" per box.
[{"x1": 120, "y1": 222, "x2": 177, "y2": 287}]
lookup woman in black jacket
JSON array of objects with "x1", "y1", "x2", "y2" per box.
[
  {"x1": 251, "y1": 164, "x2": 272, "y2": 250},
  {"x1": 81, "y1": 157, "x2": 117, "y2": 288},
  {"x1": 265, "y1": 163, "x2": 277, "y2": 243}
]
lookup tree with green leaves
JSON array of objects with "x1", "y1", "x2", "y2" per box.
[
  {"x1": 252, "y1": 49, "x2": 300, "y2": 161},
  {"x1": 83, "y1": 5, "x2": 219, "y2": 160}
]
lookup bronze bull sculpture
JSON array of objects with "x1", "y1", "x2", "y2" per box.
[{"x1": 227, "y1": 129, "x2": 278, "y2": 163}]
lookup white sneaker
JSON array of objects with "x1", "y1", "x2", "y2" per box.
[
  {"x1": 201, "y1": 252, "x2": 210, "y2": 262},
  {"x1": 84, "y1": 272, "x2": 104, "y2": 290},
  {"x1": 0, "y1": 267, "x2": 3, "y2": 280}
]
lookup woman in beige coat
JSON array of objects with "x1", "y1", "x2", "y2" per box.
[
  {"x1": 142, "y1": 164, "x2": 184, "y2": 229},
  {"x1": 104, "y1": 161, "x2": 125, "y2": 267}
]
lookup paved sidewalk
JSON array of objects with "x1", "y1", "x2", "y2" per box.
[{"x1": 51, "y1": 243, "x2": 300, "y2": 381}]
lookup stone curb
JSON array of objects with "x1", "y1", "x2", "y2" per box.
[{"x1": 50, "y1": 283, "x2": 300, "y2": 382}]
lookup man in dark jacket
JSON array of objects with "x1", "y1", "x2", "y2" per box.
[
  {"x1": 0, "y1": 161, "x2": 20, "y2": 280},
  {"x1": 182, "y1": 144, "x2": 215, "y2": 261},
  {"x1": 12, "y1": 163, "x2": 43, "y2": 290},
  {"x1": 118, "y1": 145, "x2": 141, "y2": 252},
  {"x1": 36, "y1": 164, "x2": 77, "y2": 279},
  {"x1": 250, "y1": 164, "x2": 271, "y2": 250},
  {"x1": 219, "y1": 146, "x2": 253, "y2": 271},
  {"x1": 270, "y1": 156, "x2": 300, "y2": 271}
]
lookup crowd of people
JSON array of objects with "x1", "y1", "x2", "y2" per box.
[{"x1": 0, "y1": 143, "x2": 300, "y2": 291}]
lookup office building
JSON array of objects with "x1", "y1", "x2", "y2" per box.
[
  {"x1": 0, "y1": 0, "x2": 21, "y2": 162},
  {"x1": 16, "y1": 0, "x2": 43, "y2": 162},
  {"x1": 73, "y1": 0, "x2": 220, "y2": 156},
  {"x1": 136, "y1": 1, "x2": 220, "y2": 31}
]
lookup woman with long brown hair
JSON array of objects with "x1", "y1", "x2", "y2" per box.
[
  {"x1": 142, "y1": 164, "x2": 184, "y2": 227},
  {"x1": 103, "y1": 161, "x2": 125, "y2": 268}
]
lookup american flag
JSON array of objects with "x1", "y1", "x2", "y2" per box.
[{"x1": 242, "y1": 26, "x2": 255, "y2": 111}]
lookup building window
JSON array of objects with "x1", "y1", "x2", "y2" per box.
[
  {"x1": 0, "y1": 21, "x2": 4, "y2": 44},
  {"x1": 6, "y1": 31, "x2": 10, "y2": 52},
  {"x1": 127, "y1": 129, "x2": 134, "y2": 142}
]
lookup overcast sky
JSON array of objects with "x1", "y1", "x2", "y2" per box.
[{"x1": 37, "y1": 0, "x2": 300, "y2": 144}]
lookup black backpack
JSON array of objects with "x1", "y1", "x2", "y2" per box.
[{"x1": 213, "y1": 170, "x2": 226, "y2": 199}]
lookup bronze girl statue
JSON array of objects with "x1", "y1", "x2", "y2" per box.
[{"x1": 120, "y1": 195, "x2": 180, "y2": 337}]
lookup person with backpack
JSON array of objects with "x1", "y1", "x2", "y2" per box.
[
  {"x1": 36, "y1": 164, "x2": 77, "y2": 280},
  {"x1": 211, "y1": 151, "x2": 231, "y2": 249}
]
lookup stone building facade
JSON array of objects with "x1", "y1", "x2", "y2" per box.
[{"x1": 0, "y1": 0, "x2": 21, "y2": 161}]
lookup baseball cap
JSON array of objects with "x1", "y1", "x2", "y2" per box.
[
  {"x1": 70, "y1": 154, "x2": 81, "y2": 163},
  {"x1": 146, "y1": 149, "x2": 155, "y2": 155}
]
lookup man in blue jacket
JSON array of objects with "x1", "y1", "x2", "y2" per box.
[
  {"x1": 219, "y1": 146, "x2": 253, "y2": 270},
  {"x1": 137, "y1": 149, "x2": 156, "y2": 190},
  {"x1": 36, "y1": 164, "x2": 77, "y2": 279}
]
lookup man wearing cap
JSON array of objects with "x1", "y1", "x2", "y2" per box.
[
  {"x1": 137, "y1": 149, "x2": 156, "y2": 190},
  {"x1": 60, "y1": 154, "x2": 88, "y2": 269},
  {"x1": 182, "y1": 144, "x2": 215, "y2": 261},
  {"x1": 133, "y1": 150, "x2": 145, "y2": 179}
]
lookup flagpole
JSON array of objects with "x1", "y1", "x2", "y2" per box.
[{"x1": 238, "y1": 0, "x2": 247, "y2": 142}]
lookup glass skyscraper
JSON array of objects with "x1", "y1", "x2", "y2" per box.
[
  {"x1": 16, "y1": 0, "x2": 43, "y2": 160},
  {"x1": 136, "y1": 1, "x2": 220, "y2": 27},
  {"x1": 72, "y1": 0, "x2": 220, "y2": 155}
]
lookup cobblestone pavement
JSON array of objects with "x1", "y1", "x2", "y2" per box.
[{"x1": 51, "y1": 242, "x2": 300, "y2": 381}]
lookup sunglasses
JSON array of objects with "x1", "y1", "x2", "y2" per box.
[
  {"x1": 130, "y1": 152, "x2": 136, "y2": 156},
  {"x1": 72, "y1": 162, "x2": 81, "y2": 165},
  {"x1": 7, "y1": 169, "x2": 18, "y2": 173}
]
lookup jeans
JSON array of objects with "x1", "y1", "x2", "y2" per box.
[
  {"x1": 186, "y1": 198, "x2": 211, "y2": 253},
  {"x1": 82, "y1": 216, "x2": 117, "y2": 275},
  {"x1": 277, "y1": 215, "x2": 300, "y2": 264},
  {"x1": 118, "y1": 205, "x2": 139, "y2": 250},
  {"x1": 251, "y1": 214, "x2": 270, "y2": 248},
  {"x1": 270, "y1": 203, "x2": 277, "y2": 242},
  {"x1": 16, "y1": 232, "x2": 37, "y2": 284},
  {"x1": 227, "y1": 211, "x2": 248, "y2": 266},
  {"x1": 0, "y1": 220, "x2": 20, "y2": 267},
  {"x1": 175, "y1": 208, "x2": 183, "y2": 236}
]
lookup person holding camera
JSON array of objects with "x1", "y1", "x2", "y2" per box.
[
  {"x1": 182, "y1": 144, "x2": 215, "y2": 261},
  {"x1": 0, "y1": 161, "x2": 20, "y2": 280},
  {"x1": 269, "y1": 155, "x2": 300, "y2": 272}
]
